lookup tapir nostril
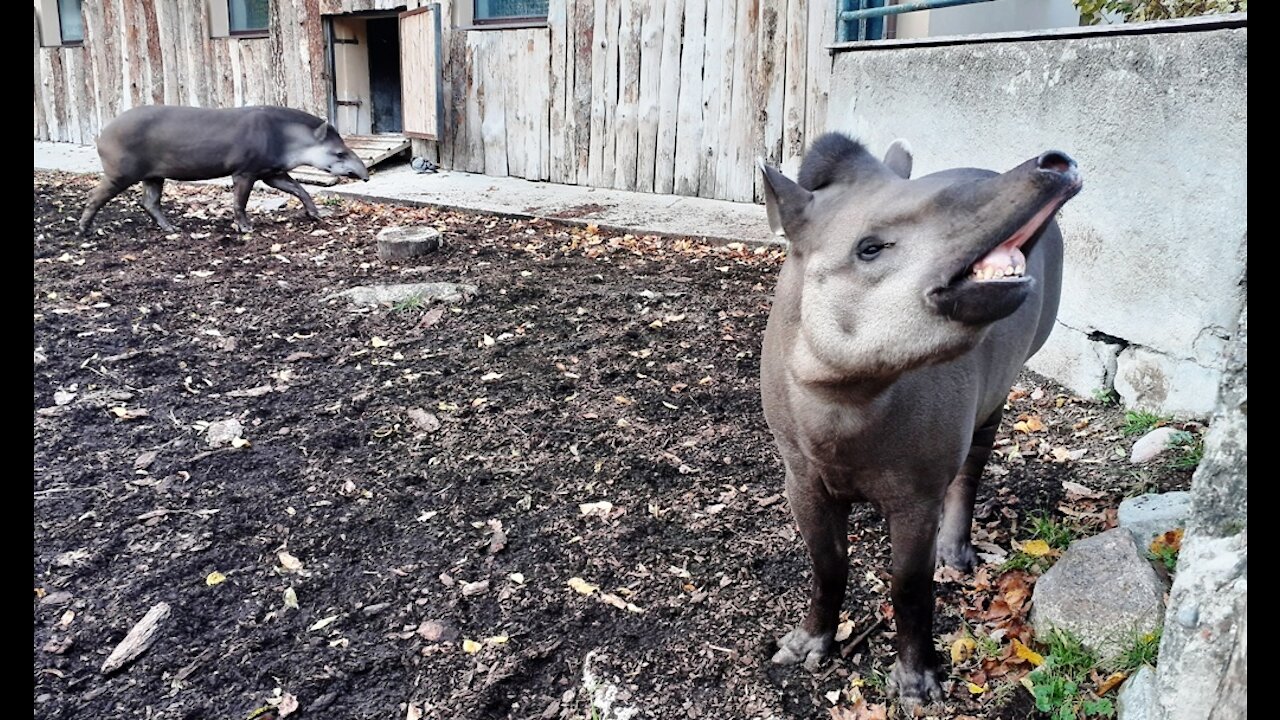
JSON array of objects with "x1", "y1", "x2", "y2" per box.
[{"x1": 1037, "y1": 151, "x2": 1075, "y2": 175}]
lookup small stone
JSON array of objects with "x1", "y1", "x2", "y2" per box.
[
  {"x1": 1031, "y1": 528, "x2": 1165, "y2": 658},
  {"x1": 1117, "y1": 665, "x2": 1156, "y2": 720},
  {"x1": 1129, "y1": 426, "x2": 1182, "y2": 464},
  {"x1": 133, "y1": 451, "x2": 159, "y2": 470},
  {"x1": 1118, "y1": 491, "x2": 1191, "y2": 546},
  {"x1": 40, "y1": 590, "x2": 73, "y2": 606},
  {"x1": 407, "y1": 408, "x2": 441, "y2": 433},
  {"x1": 205, "y1": 419, "x2": 244, "y2": 448},
  {"x1": 461, "y1": 580, "x2": 489, "y2": 597}
]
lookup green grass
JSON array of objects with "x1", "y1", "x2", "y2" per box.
[
  {"x1": 1122, "y1": 410, "x2": 1169, "y2": 436},
  {"x1": 1000, "y1": 513, "x2": 1077, "y2": 573},
  {"x1": 391, "y1": 295, "x2": 426, "y2": 313},
  {"x1": 1110, "y1": 628, "x2": 1161, "y2": 674},
  {"x1": 1168, "y1": 430, "x2": 1204, "y2": 470},
  {"x1": 320, "y1": 196, "x2": 344, "y2": 207},
  {"x1": 1148, "y1": 543, "x2": 1180, "y2": 573},
  {"x1": 1028, "y1": 629, "x2": 1115, "y2": 719},
  {"x1": 1091, "y1": 388, "x2": 1119, "y2": 406}
]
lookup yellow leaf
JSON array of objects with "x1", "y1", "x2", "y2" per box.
[
  {"x1": 567, "y1": 577, "x2": 598, "y2": 595},
  {"x1": 231, "y1": 437, "x2": 251, "y2": 448},
  {"x1": 484, "y1": 635, "x2": 509, "y2": 645},
  {"x1": 950, "y1": 637, "x2": 977, "y2": 664},
  {"x1": 206, "y1": 571, "x2": 226, "y2": 586},
  {"x1": 1022, "y1": 539, "x2": 1052, "y2": 557},
  {"x1": 370, "y1": 336, "x2": 390, "y2": 348},
  {"x1": 966, "y1": 681, "x2": 988, "y2": 694},
  {"x1": 1012, "y1": 638, "x2": 1045, "y2": 667},
  {"x1": 283, "y1": 587, "x2": 299, "y2": 610},
  {"x1": 1097, "y1": 671, "x2": 1127, "y2": 695},
  {"x1": 1020, "y1": 675, "x2": 1036, "y2": 694},
  {"x1": 462, "y1": 639, "x2": 482, "y2": 654}
]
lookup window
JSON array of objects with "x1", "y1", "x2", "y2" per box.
[
  {"x1": 56, "y1": 0, "x2": 82, "y2": 43},
  {"x1": 228, "y1": 0, "x2": 269, "y2": 35},
  {"x1": 474, "y1": 0, "x2": 549, "y2": 23}
]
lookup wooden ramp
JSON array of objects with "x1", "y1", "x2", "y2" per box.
[{"x1": 292, "y1": 134, "x2": 411, "y2": 186}]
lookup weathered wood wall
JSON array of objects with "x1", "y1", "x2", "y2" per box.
[
  {"x1": 35, "y1": 0, "x2": 834, "y2": 203},
  {"x1": 425, "y1": 0, "x2": 835, "y2": 202}
]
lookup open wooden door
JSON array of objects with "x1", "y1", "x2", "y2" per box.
[{"x1": 399, "y1": 4, "x2": 443, "y2": 141}]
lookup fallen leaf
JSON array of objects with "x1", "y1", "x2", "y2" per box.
[
  {"x1": 275, "y1": 693, "x2": 298, "y2": 717},
  {"x1": 1062, "y1": 480, "x2": 1104, "y2": 499},
  {"x1": 278, "y1": 551, "x2": 304, "y2": 573},
  {"x1": 1150, "y1": 528, "x2": 1184, "y2": 554},
  {"x1": 1097, "y1": 670, "x2": 1128, "y2": 695},
  {"x1": 461, "y1": 580, "x2": 489, "y2": 596},
  {"x1": 579, "y1": 500, "x2": 614, "y2": 517},
  {"x1": 951, "y1": 636, "x2": 977, "y2": 664},
  {"x1": 1013, "y1": 415, "x2": 1046, "y2": 433},
  {"x1": 508, "y1": 572, "x2": 525, "y2": 584},
  {"x1": 568, "y1": 577, "x2": 598, "y2": 595},
  {"x1": 206, "y1": 571, "x2": 226, "y2": 586},
  {"x1": 283, "y1": 587, "x2": 299, "y2": 610},
  {"x1": 1021, "y1": 539, "x2": 1052, "y2": 557},
  {"x1": 1012, "y1": 638, "x2": 1044, "y2": 666},
  {"x1": 484, "y1": 635, "x2": 509, "y2": 645},
  {"x1": 835, "y1": 618, "x2": 856, "y2": 642},
  {"x1": 309, "y1": 614, "x2": 339, "y2": 631},
  {"x1": 370, "y1": 336, "x2": 390, "y2": 348},
  {"x1": 462, "y1": 639, "x2": 482, "y2": 654},
  {"x1": 966, "y1": 681, "x2": 988, "y2": 694},
  {"x1": 486, "y1": 519, "x2": 507, "y2": 554}
]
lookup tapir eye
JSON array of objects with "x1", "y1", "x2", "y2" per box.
[{"x1": 855, "y1": 236, "x2": 892, "y2": 261}]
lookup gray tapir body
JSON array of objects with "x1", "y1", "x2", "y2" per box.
[
  {"x1": 78, "y1": 105, "x2": 369, "y2": 236},
  {"x1": 759, "y1": 134, "x2": 1081, "y2": 709}
]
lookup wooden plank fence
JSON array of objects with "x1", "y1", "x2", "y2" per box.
[{"x1": 35, "y1": 0, "x2": 833, "y2": 204}]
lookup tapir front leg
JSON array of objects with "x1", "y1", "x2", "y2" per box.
[
  {"x1": 887, "y1": 502, "x2": 944, "y2": 708},
  {"x1": 936, "y1": 409, "x2": 1002, "y2": 571},
  {"x1": 230, "y1": 174, "x2": 257, "y2": 233},
  {"x1": 772, "y1": 466, "x2": 851, "y2": 669},
  {"x1": 261, "y1": 172, "x2": 323, "y2": 221}
]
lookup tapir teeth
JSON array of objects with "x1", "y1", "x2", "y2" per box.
[{"x1": 1004, "y1": 266, "x2": 1014, "y2": 276}]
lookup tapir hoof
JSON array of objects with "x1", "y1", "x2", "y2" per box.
[
  {"x1": 936, "y1": 540, "x2": 978, "y2": 572},
  {"x1": 771, "y1": 627, "x2": 833, "y2": 670},
  {"x1": 888, "y1": 661, "x2": 944, "y2": 711}
]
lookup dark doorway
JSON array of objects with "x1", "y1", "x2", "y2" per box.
[{"x1": 366, "y1": 17, "x2": 403, "y2": 134}]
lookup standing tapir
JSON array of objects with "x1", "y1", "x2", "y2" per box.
[
  {"x1": 78, "y1": 105, "x2": 370, "y2": 236},
  {"x1": 759, "y1": 134, "x2": 1082, "y2": 709}
]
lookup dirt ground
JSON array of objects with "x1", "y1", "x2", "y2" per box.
[{"x1": 33, "y1": 172, "x2": 1194, "y2": 720}]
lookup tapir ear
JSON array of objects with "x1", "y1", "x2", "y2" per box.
[
  {"x1": 883, "y1": 139, "x2": 913, "y2": 179},
  {"x1": 313, "y1": 122, "x2": 329, "y2": 142},
  {"x1": 758, "y1": 159, "x2": 814, "y2": 238}
]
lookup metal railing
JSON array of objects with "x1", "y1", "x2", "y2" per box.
[{"x1": 837, "y1": 0, "x2": 995, "y2": 42}]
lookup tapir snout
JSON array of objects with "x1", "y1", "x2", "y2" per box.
[
  {"x1": 78, "y1": 105, "x2": 370, "y2": 236},
  {"x1": 759, "y1": 133, "x2": 1082, "y2": 710}
]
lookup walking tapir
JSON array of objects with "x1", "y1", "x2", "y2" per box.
[
  {"x1": 78, "y1": 105, "x2": 369, "y2": 236},
  {"x1": 759, "y1": 134, "x2": 1082, "y2": 709}
]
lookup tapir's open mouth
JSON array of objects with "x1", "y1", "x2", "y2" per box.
[{"x1": 929, "y1": 159, "x2": 1082, "y2": 325}]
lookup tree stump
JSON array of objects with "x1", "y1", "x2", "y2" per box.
[{"x1": 377, "y1": 226, "x2": 442, "y2": 263}]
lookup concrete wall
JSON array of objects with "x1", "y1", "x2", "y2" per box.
[
  {"x1": 896, "y1": 0, "x2": 1081, "y2": 39},
  {"x1": 825, "y1": 21, "x2": 1246, "y2": 417}
]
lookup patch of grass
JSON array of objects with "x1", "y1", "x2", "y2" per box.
[
  {"x1": 1121, "y1": 410, "x2": 1169, "y2": 436},
  {"x1": 1109, "y1": 628, "x2": 1161, "y2": 674},
  {"x1": 1029, "y1": 512, "x2": 1077, "y2": 551},
  {"x1": 1148, "y1": 543, "x2": 1179, "y2": 572},
  {"x1": 1091, "y1": 387, "x2": 1119, "y2": 406},
  {"x1": 320, "y1": 196, "x2": 344, "y2": 207},
  {"x1": 391, "y1": 295, "x2": 426, "y2": 313},
  {"x1": 1028, "y1": 629, "x2": 1114, "y2": 719},
  {"x1": 974, "y1": 631, "x2": 1002, "y2": 660},
  {"x1": 863, "y1": 667, "x2": 889, "y2": 693},
  {"x1": 1000, "y1": 513, "x2": 1077, "y2": 573},
  {"x1": 1168, "y1": 430, "x2": 1204, "y2": 470}
]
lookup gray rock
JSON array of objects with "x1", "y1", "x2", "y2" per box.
[
  {"x1": 1031, "y1": 528, "x2": 1165, "y2": 659},
  {"x1": 376, "y1": 226, "x2": 442, "y2": 262},
  {"x1": 1117, "y1": 665, "x2": 1156, "y2": 720},
  {"x1": 1129, "y1": 426, "x2": 1182, "y2": 464},
  {"x1": 205, "y1": 419, "x2": 244, "y2": 448},
  {"x1": 328, "y1": 282, "x2": 478, "y2": 307},
  {"x1": 1156, "y1": 531, "x2": 1247, "y2": 720},
  {"x1": 247, "y1": 196, "x2": 290, "y2": 212},
  {"x1": 1115, "y1": 346, "x2": 1221, "y2": 419},
  {"x1": 1118, "y1": 491, "x2": 1191, "y2": 547}
]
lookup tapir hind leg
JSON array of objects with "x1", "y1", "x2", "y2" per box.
[
  {"x1": 230, "y1": 174, "x2": 256, "y2": 233},
  {"x1": 139, "y1": 179, "x2": 175, "y2": 232},
  {"x1": 78, "y1": 176, "x2": 132, "y2": 236},
  {"x1": 936, "y1": 408, "x2": 1002, "y2": 571},
  {"x1": 261, "y1": 173, "x2": 322, "y2": 220},
  {"x1": 771, "y1": 465, "x2": 851, "y2": 669}
]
